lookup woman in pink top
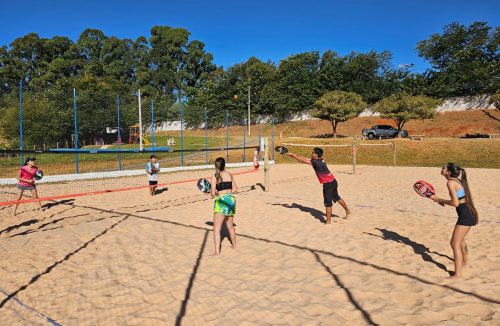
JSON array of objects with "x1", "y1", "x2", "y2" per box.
[{"x1": 13, "y1": 157, "x2": 43, "y2": 215}]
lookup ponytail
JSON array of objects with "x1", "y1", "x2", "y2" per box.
[
  {"x1": 214, "y1": 157, "x2": 225, "y2": 184},
  {"x1": 460, "y1": 167, "x2": 479, "y2": 224}
]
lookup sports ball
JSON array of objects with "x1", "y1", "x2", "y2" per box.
[{"x1": 197, "y1": 178, "x2": 212, "y2": 194}]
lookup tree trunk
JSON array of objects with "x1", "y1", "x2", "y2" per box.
[
  {"x1": 395, "y1": 119, "x2": 407, "y2": 138},
  {"x1": 331, "y1": 119, "x2": 338, "y2": 138}
]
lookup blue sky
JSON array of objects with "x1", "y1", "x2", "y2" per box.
[{"x1": 1, "y1": 0, "x2": 498, "y2": 72}]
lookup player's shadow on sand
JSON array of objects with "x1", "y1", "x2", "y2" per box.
[
  {"x1": 9, "y1": 213, "x2": 92, "y2": 238},
  {"x1": 364, "y1": 228, "x2": 453, "y2": 275},
  {"x1": 272, "y1": 203, "x2": 339, "y2": 224},
  {"x1": 155, "y1": 187, "x2": 169, "y2": 195},
  {"x1": 42, "y1": 199, "x2": 75, "y2": 209},
  {"x1": 0, "y1": 219, "x2": 39, "y2": 236}
]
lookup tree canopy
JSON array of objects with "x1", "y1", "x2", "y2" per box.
[
  {"x1": 310, "y1": 90, "x2": 366, "y2": 137},
  {"x1": 0, "y1": 21, "x2": 498, "y2": 146},
  {"x1": 416, "y1": 22, "x2": 499, "y2": 96},
  {"x1": 372, "y1": 93, "x2": 441, "y2": 132}
]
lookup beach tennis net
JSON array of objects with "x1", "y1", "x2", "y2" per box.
[{"x1": 0, "y1": 146, "x2": 263, "y2": 205}]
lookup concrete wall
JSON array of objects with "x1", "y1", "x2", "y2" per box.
[{"x1": 147, "y1": 95, "x2": 496, "y2": 130}]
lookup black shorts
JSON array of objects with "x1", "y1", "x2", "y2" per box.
[
  {"x1": 323, "y1": 179, "x2": 341, "y2": 207},
  {"x1": 456, "y1": 203, "x2": 476, "y2": 226},
  {"x1": 149, "y1": 181, "x2": 158, "y2": 186}
]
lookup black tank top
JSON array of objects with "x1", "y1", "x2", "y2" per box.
[{"x1": 216, "y1": 181, "x2": 232, "y2": 191}]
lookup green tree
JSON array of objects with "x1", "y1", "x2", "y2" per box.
[
  {"x1": 0, "y1": 90, "x2": 71, "y2": 148},
  {"x1": 0, "y1": 45, "x2": 23, "y2": 92},
  {"x1": 131, "y1": 36, "x2": 152, "y2": 90},
  {"x1": 490, "y1": 89, "x2": 500, "y2": 109},
  {"x1": 102, "y1": 37, "x2": 135, "y2": 84},
  {"x1": 73, "y1": 29, "x2": 108, "y2": 77},
  {"x1": 341, "y1": 51, "x2": 394, "y2": 103},
  {"x1": 318, "y1": 50, "x2": 401, "y2": 103},
  {"x1": 277, "y1": 51, "x2": 321, "y2": 115},
  {"x1": 149, "y1": 26, "x2": 189, "y2": 97},
  {"x1": 416, "y1": 22, "x2": 499, "y2": 96},
  {"x1": 310, "y1": 90, "x2": 366, "y2": 138},
  {"x1": 373, "y1": 93, "x2": 441, "y2": 133}
]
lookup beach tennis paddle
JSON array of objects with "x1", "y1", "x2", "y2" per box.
[
  {"x1": 275, "y1": 146, "x2": 288, "y2": 154},
  {"x1": 34, "y1": 170, "x2": 43, "y2": 180},
  {"x1": 413, "y1": 180, "x2": 435, "y2": 199},
  {"x1": 197, "y1": 178, "x2": 212, "y2": 194}
]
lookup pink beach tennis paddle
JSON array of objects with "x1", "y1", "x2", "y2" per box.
[{"x1": 413, "y1": 180, "x2": 436, "y2": 199}]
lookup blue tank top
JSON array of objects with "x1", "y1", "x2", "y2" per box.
[{"x1": 453, "y1": 178, "x2": 465, "y2": 199}]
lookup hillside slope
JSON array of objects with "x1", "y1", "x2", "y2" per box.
[{"x1": 272, "y1": 109, "x2": 500, "y2": 138}]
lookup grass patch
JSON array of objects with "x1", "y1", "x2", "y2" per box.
[
  {"x1": 275, "y1": 137, "x2": 500, "y2": 169},
  {"x1": 0, "y1": 135, "x2": 259, "y2": 178}
]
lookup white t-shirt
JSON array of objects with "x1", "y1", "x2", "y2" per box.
[{"x1": 146, "y1": 162, "x2": 160, "y2": 181}]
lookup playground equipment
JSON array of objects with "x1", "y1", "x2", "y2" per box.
[{"x1": 129, "y1": 125, "x2": 152, "y2": 146}]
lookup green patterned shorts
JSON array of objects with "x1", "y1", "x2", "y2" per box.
[{"x1": 214, "y1": 194, "x2": 236, "y2": 216}]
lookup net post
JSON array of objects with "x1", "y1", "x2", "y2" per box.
[
  {"x1": 205, "y1": 107, "x2": 208, "y2": 164},
  {"x1": 19, "y1": 80, "x2": 24, "y2": 167},
  {"x1": 226, "y1": 110, "x2": 229, "y2": 162},
  {"x1": 73, "y1": 88, "x2": 79, "y2": 174},
  {"x1": 264, "y1": 137, "x2": 270, "y2": 192},
  {"x1": 138, "y1": 89, "x2": 143, "y2": 152},
  {"x1": 117, "y1": 95, "x2": 122, "y2": 171},
  {"x1": 392, "y1": 140, "x2": 396, "y2": 166},
  {"x1": 151, "y1": 98, "x2": 155, "y2": 153},
  {"x1": 180, "y1": 90, "x2": 184, "y2": 167},
  {"x1": 271, "y1": 116, "x2": 275, "y2": 161},
  {"x1": 352, "y1": 140, "x2": 357, "y2": 175},
  {"x1": 243, "y1": 113, "x2": 246, "y2": 162}
]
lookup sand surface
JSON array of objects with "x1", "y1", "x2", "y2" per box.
[{"x1": 0, "y1": 164, "x2": 498, "y2": 325}]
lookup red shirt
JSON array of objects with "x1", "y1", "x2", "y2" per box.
[
  {"x1": 18, "y1": 166, "x2": 38, "y2": 187},
  {"x1": 311, "y1": 159, "x2": 335, "y2": 184}
]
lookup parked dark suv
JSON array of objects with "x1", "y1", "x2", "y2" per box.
[{"x1": 362, "y1": 125, "x2": 408, "y2": 139}]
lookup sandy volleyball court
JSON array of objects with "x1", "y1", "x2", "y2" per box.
[{"x1": 0, "y1": 164, "x2": 498, "y2": 325}]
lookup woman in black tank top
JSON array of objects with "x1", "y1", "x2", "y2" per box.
[{"x1": 210, "y1": 158, "x2": 238, "y2": 256}]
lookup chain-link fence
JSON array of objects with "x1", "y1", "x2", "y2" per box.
[{"x1": 0, "y1": 84, "x2": 276, "y2": 203}]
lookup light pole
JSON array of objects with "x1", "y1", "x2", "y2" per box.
[
  {"x1": 247, "y1": 86, "x2": 251, "y2": 136},
  {"x1": 137, "y1": 89, "x2": 143, "y2": 151}
]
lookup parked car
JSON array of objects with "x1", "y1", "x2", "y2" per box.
[{"x1": 362, "y1": 125, "x2": 408, "y2": 139}]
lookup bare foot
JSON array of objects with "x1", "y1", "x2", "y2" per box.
[
  {"x1": 440, "y1": 275, "x2": 462, "y2": 284},
  {"x1": 208, "y1": 253, "x2": 220, "y2": 257}
]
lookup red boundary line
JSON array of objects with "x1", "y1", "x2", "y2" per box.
[{"x1": 0, "y1": 168, "x2": 258, "y2": 207}]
